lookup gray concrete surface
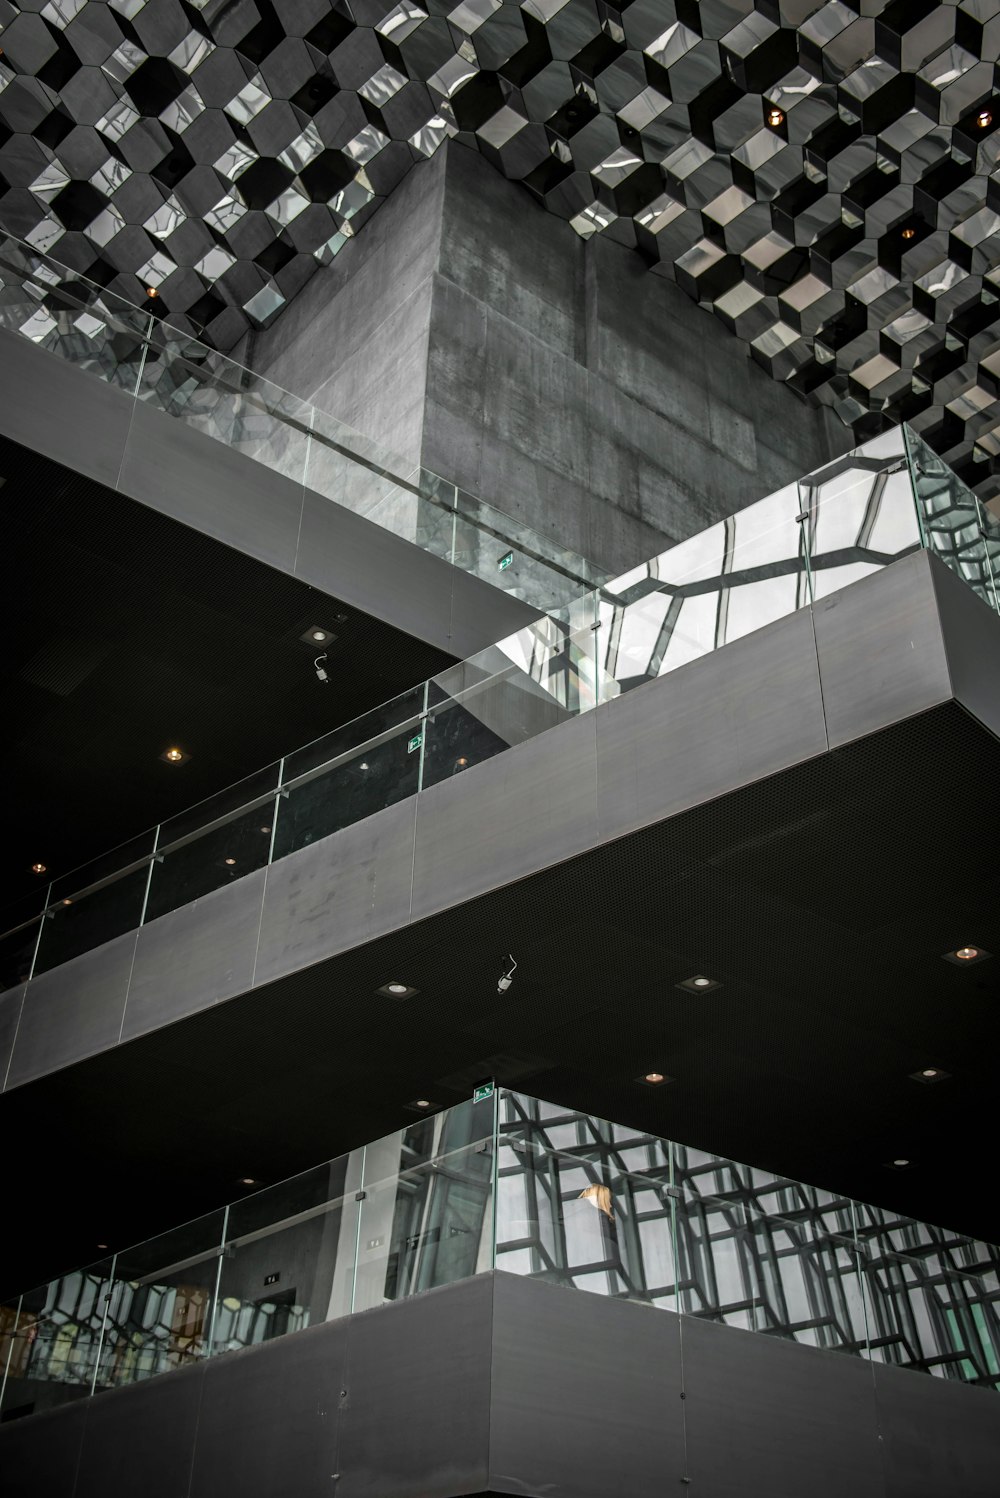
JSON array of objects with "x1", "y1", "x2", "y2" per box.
[{"x1": 243, "y1": 142, "x2": 852, "y2": 575}]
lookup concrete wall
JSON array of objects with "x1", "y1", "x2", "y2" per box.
[{"x1": 243, "y1": 142, "x2": 851, "y2": 575}]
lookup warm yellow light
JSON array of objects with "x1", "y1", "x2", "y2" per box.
[
  {"x1": 901, "y1": 226, "x2": 916, "y2": 240},
  {"x1": 955, "y1": 946, "x2": 978, "y2": 960},
  {"x1": 146, "y1": 285, "x2": 159, "y2": 298},
  {"x1": 224, "y1": 857, "x2": 236, "y2": 866},
  {"x1": 644, "y1": 1072, "x2": 665, "y2": 1084},
  {"x1": 767, "y1": 107, "x2": 784, "y2": 127},
  {"x1": 164, "y1": 747, "x2": 183, "y2": 762},
  {"x1": 31, "y1": 862, "x2": 47, "y2": 874},
  {"x1": 977, "y1": 110, "x2": 993, "y2": 129}
]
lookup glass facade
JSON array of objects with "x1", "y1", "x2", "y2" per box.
[{"x1": 2, "y1": 1090, "x2": 998, "y2": 1424}]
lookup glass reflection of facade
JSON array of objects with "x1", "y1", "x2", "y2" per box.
[{"x1": 3, "y1": 1091, "x2": 997, "y2": 1426}]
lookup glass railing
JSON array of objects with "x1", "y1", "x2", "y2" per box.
[
  {"x1": 0, "y1": 231, "x2": 606, "y2": 613},
  {"x1": 3, "y1": 423, "x2": 999, "y2": 991},
  {"x1": 2, "y1": 1088, "x2": 997, "y2": 1424}
]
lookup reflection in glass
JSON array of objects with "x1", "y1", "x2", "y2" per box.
[
  {"x1": 32, "y1": 869, "x2": 149, "y2": 975},
  {"x1": 0, "y1": 1258, "x2": 115, "y2": 1420}
]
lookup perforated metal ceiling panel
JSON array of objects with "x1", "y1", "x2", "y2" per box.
[{"x1": 2, "y1": 3, "x2": 1000, "y2": 491}]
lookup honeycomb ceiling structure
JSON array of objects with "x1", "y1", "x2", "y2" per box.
[{"x1": 3, "y1": 0, "x2": 1000, "y2": 496}]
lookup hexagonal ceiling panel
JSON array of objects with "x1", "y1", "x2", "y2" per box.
[{"x1": 3, "y1": 0, "x2": 1000, "y2": 499}]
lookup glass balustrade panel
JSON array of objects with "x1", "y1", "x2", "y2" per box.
[
  {"x1": 0, "y1": 1257, "x2": 115, "y2": 1420},
  {"x1": 803, "y1": 431, "x2": 922, "y2": 600},
  {"x1": 304, "y1": 405, "x2": 423, "y2": 536},
  {"x1": 905, "y1": 426, "x2": 997, "y2": 610},
  {"x1": 98, "y1": 1213, "x2": 226, "y2": 1391},
  {"x1": 352, "y1": 1099, "x2": 496, "y2": 1313},
  {"x1": 0, "y1": 890, "x2": 49, "y2": 991},
  {"x1": 144, "y1": 766, "x2": 281, "y2": 923},
  {"x1": 600, "y1": 482, "x2": 810, "y2": 692},
  {"x1": 211, "y1": 1157, "x2": 362, "y2": 1357},
  {"x1": 33, "y1": 870, "x2": 150, "y2": 975},
  {"x1": 854, "y1": 1203, "x2": 1000, "y2": 1389}
]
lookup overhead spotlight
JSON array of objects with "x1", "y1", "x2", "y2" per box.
[
  {"x1": 766, "y1": 106, "x2": 784, "y2": 127},
  {"x1": 96, "y1": 1243, "x2": 109, "y2": 1250},
  {"x1": 376, "y1": 981, "x2": 419, "y2": 1000},
  {"x1": 358, "y1": 761, "x2": 369, "y2": 771},
  {"x1": 259, "y1": 825, "x2": 271, "y2": 835},
  {"x1": 977, "y1": 109, "x2": 993, "y2": 129},
  {"x1": 901, "y1": 225, "x2": 917, "y2": 240},
  {"x1": 676, "y1": 974, "x2": 722, "y2": 993},
  {"x1": 224, "y1": 857, "x2": 237, "y2": 866},
  {"x1": 31, "y1": 862, "x2": 47, "y2": 875},
  {"x1": 237, "y1": 1176, "x2": 259, "y2": 1186},
  {"x1": 909, "y1": 1066, "x2": 950, "y2": 1084},
  {"x1": 62, "y1": 898, "x2": 72, "y2": 907},
  {"x1": 146, "y1": 285, "x2": 159, "y2": 298},
  {"x1": 300, "y1": 625, "x2": 337, "y2": 647},
  {"x1": 885, "y1": 1158, "x2": 915, "y2": 1170},
  {"x1": 942, "y1": 946, "x2": 991, "y2": 966},
  {"x1": 638, "y1": 1071, "x2": 672, "y2": 1086},
  {"x1": 405, "y1": 1097, "x2": 438, "y2": 1113},
  {"x1": 314, "y1": 653, "x2": 329, "y2": 683},
  {"x1": 497, "y1": 954, "x2": 517, "y2": 993},
  {"x1": 160, "y1": 746, "x2": 190, "y2": 765}
]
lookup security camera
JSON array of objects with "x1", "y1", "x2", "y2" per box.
[
  {"x1": 314, "y1": 653, "x2": 329, "y2": 683},
  {"x1": 497, "y1": 954, "x2": 517, "y2": 993}
]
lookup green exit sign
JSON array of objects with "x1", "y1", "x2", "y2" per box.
[
  {"x1": 498, "y1": 550, "x2": 514, "y2": 572},
  {"x1": 473, "y1": 1082, "x2": 494, "y2": 1104},
  {"x1": 407, "y1": 733, "x2": 422, "y2": 754}
]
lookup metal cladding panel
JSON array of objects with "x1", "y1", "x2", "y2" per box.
[
  {"x1": 253, "y1": 797, "x2": 417, "y2": 990},
  {"x1": 188, "y1": 1318, "x2": 349, "y2": 1498},
  {"x1": 74, "y1": 1363, "x2": 205, "y2": 1498},
  {"x1": 4, "y1": 928, "x2": 137, "y2": 1090},
  {"x1": 874, "y1": 1360, "x2": 1000, "y2": 1498},
  {"x1": 927, "y1": 549, "x2": 1000, "y2": 743},
  {"x1": 488, "y1": 1272, "x2": 685, "y2": 1498},
  {"x1": 0, "y1": 333, "x2": 132, "y2": 492},
  {"x1": 117, "y1": 398, "x2": 305, "y2": 577},
  {"x1": 679, "y1": 1314, "x2": 885, "y2": 1498},
  {"x1": 595, "y1": 606, "x2": 829, "y2": 846},
  {"x1": 812, "y1": 550, "x2": 953, "y2": 750},
  {"x1": 335, "y1": 1275, "x2": 493, "y2": 1498},
  {"x1": 409, "y1": 711, "x2": 600, "y2": 926},
  {"x1": 0, "y1": 1398, "x2": 88, "y2": 1498},
  {"x1": 121, "y1": 866, "x2": 267, "y2": 1042},
  {"x1": 0, "y1": 984, "x2": 25, "y2": 1088}
]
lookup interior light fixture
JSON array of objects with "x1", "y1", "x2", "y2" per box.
[
  {"x1": 31, "y1": 862, "x2": 47, "y2": 874},
  {"x1": 977, "y1": 109, "x2": 993, "y2": 129},
  {"x1": 237, "y1": 1176, "x2": 259, "y2": 1186},
  {"x1": 300, "y1": 625, "x2": 337, "y2": 647},
  {"x1": 160, "y1": 746, "x2": 190, "y2": 765},
  {"x1": 62, "y1": 898, "x2": 72, "y2": 906},
  {"x1": 146, "y1": 286, "x2": 159, "y2": 298},
  {"x1": 638, "y1": 1071, "x2": 672, "y2": 1086},
  {"x1": 358, "y1": 761, "x2": 369, "y2": 771},
  {"x1": 676, "y1": 974, "x2": 722, "y2": 993},
  {"x1": 259, "y1": 825, "x2": 271, "y2": 835},
  {"x1": 766, "y1": 107, "x2": 784, "y2": 127},
  {"x1": 901, "y1": 225, "x2": 917, "y2": 240},
  {"x1": 96, "y1": 1243, "x2": 108, "y2": 1250},
  {"x1": 224, "y1": 857, "x2": 237, "y2": 866},
  {"x1": 405, "y1": 1097, "x2": 438, "y2": 1112},
  {"x1": 909, "y1": 1066, "x2": 950, "y2": 1084},
  {"x1": 377, "y1": 981, "x2": 419, "y2": 1000},
  {"x1": 942, "y1": 946, "x2": 991, "y2": 965},
  {"x1": 885, "y1": 1158, "x2": 914, "y2": 1170}
]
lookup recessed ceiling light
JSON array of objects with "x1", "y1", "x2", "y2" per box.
[
  {"x1": 405, "y1": 1097, "x2": 438, "y2": 1112},
  {"x1": 942, "y1": 946, "x2": 991, "y2": 966},
  {"x1": 259, "y1": 825, "x2": 271, "y2": 834},
  {"x1": 300, "y1": 625, "x2": 337, "y2": 647},
  {"x1": 237, "y1": 1177, "x2": 259, "y2": 1186},
  {"x1": 676, "y1": 975, "x2": 722, "y2": 993},
  {"x1": 224, "y1": 857, "x2": 236, "y2": 866},
  {"x1": 909, "y1": 1066, "x2": 950, "y2": 1084},
  {"x1": 885, "y1": 1158, "x2": 914, "y2": 1170},
  {"x1": 146, "y1": 285, "x2": 159, "y2": 298},
  {"x1": 455, "y1": 757, "x2": 468, "y2": 768},
  {"x1": 901, "y1": 225, "x2": 917, "y2": 240},
  {"x1": 31, "y1": 862, "x2": 47, "y2": 874},
  {"x1": 62, "y1": 897, "x2": 72, "y2": 906},
  {"x1": 160, "y1": 746, "x2": 190, "y2": 765},
  {"x1": 766, "y1": 106, "x2": 784, "y2": 127},
  {"x1": 358, "y1": 761, "x2": 369, "y2": 771},
  {"x1": 96, "y1": 1242, "x2": 108, "y2": 1250},
  {"x1": 637, "y1": 1071, "x2": 672, "y2": 1086},
  {"x1": 977, "y1": 109, "x2": 993, "y2": 129},
  {"x1": 377, "y1": 981, "x2": 419, "y2": 1000}
]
